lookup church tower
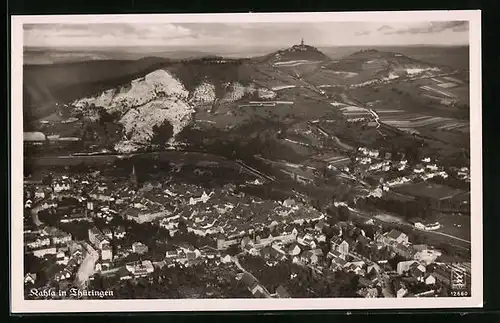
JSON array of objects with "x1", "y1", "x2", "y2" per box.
[{"x1": 300, "y1": 38, "x2": 304, "y2": 46}]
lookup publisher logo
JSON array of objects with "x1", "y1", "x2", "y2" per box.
[{"x1": 451, "y1": 266, "x2": 467, "y2": 290}]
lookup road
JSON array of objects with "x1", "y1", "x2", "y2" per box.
[
  {"x1": 232, "y1": 255, "x2": 272, "y2": 298},
  {"x1": 235, "y1": 160, "x2": 276, "y2": 182},
  {"x1": 75, "y1": 242, "x2": 99, "y2": 288},
  {"x1": 31, "y1": 207, "x2": 43, "y2": 227}
]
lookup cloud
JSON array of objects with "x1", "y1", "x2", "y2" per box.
[
  {"x1": 377, "y1": 25, "x2": 392, "y2": 31},
  {"x1": 23, "y1": 23, "x2": 194, "y2": 47},
  {"x1": 23, "y1": 21, "x2": 470, "y2": 48},
  {"x1": 384, "y1": 21, "x2": 469, "y2": 35},
  {"x1": 354, "y1": 30, "x2": 371, "y2": 36}
]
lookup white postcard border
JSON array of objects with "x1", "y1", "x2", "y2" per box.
[{"x1": 10, "y1": 10, "x2": 483, "y2": 313}]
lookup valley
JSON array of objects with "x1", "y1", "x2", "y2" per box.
[{"x1": 23, "y1": 42, "x2": 472, "y2": 299}]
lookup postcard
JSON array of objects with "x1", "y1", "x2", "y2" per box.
[{"x1": 10, "y1": 10, "x2": 482, "y2": 313}]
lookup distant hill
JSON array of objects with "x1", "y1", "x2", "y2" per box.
[
  {"x1": 265, "y1": 42, "x2": 331, "y2": 65},
  {"x1": 23, "y1": 47, "x2": 214, "y2": 65},
  {"x1": 319, "y1": 45, "x2": 469, "y2": 71},
  {"x1": 328, "y1": 48, "x2": 454, "y2": 73},
  {"x1": 300, "y1": 48, "x2": 456, "y2": 89}
]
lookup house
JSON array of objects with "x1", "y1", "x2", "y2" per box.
[
  {"x1": 300, "y1": 250, "x2": 320, "y2": 265},
  {"x1": 101, "y1": 244, "x2": 113, "y2": 261},
  {"x1": 432, "y1": 266, "x2": 452, "y2": 286},
  {"x1": 283, "y1": 198, "x2": 296, "y2": 208},
  {"x1": 56, "y1": 250, "x2": 69, "y2": 265},
  {"x1": 247, "y1": 247, "x2": 260, "y2": 257},
  {"x1": 118, "y1": 267, "x2": 133, "y2": 281},
  {"x1": 397, "y1": 260, "x2": 421, "y2": 275},
  {"x1": 95, "y1": 262, "x2": 104, "y2": 272},
  {"x1": 297, "y1": 233, "x2": 316, "y2": 248},
  {"x1": 275, "y1": 285, "x2": 291, "y2": 298},
  {"x1": 69, "y1": 243, "x2": 84, "y2": 259},
  {"x1": 366, "y1": 263, "x2": 382, "y2": 276},
  {"x1": 32, "y1": 246, "x2": 57, "y2": 258},
  {"x1": 88, "y1": 227, "x2": 110, "y2": 250},
  {"x1": 125, "y1": 260, "x2": 155, "y2": 277},
  {"x1": 164, "y1": 258, "x2": 176, "y2": 268},
  {"x1": 357, "y1": 287, "x2": 378, "y2": 298},
  {"x1": 186, "y1": 251, "x2": 197, "y2": 261},
  {"x1": 330, "y1": 256, "x2": 347, "y2": 270},
  {"x1": 114, "y1": 226, "x2": 126, "y2": 239},
  {"x1": 24, "y1": 273, "x2": 37, "y2": 285},
  {"x1": 132, "y1": 242, "x2": 149, "y2": 255},
  {"x1": 216, "y1": 235, "x2": 239, "y2": 250},
  {"x1": 26, "y1": 237, "x2": 51, "y2": 249},
  {"x1": 345, "y1": 262, "x2": 365, "y2": 275},
  {"x1": 392, "y1": 243, "x2": 417, "y2": 259},
  {"x1": 331, "y1": 237, "x2": 349, "y2": 257},
  {"x1": 53, "y1": 181, "x2": 71, "y2": 193},
  {"x1": 424, "y1": 274, "x2": 436, "y2": 285},
  {"x1": 165, "y1": 250, "x2": 179, "y2": 258},
  {"x1": 221, "y1": 254, "x2": 232, "y2": 264},
  {"x1": 409, "y1": 262, "x2": 426, "y2": 282},
  {"x1": 386, "y1": 229, "x2": 409, "y2": 245},
  {"x1": 102, "y1": 229, "x2": 113, "y2": 240},
  {"x1": 44, "y1": 227, "x2": 72, "y2": 245},
  {"x1": 288, "y1": 243, "x2": 301, "y2": 256},
  {"x1": 396, "y1": 286, "x2": 408, "y2": 298},
  {"x1": 54, "y1": 270, "x2": 72, "y2": 282}
]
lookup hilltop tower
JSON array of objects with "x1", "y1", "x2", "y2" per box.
[{"x1": 300, "y1": 38, "x2": 304, "y2": 46}]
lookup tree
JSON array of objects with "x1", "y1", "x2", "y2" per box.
[
  {"x1": 150, "y1": 121, "x2": 174, "y2": 147},
  {"x1": 227, "y1": 244, "x2": 240, "y2": 256},
  {"x1": 178, "y1": 220, "x2": 188, "y2": 235},
  {"x1": 338, "y1": 206, "x2": 350, "y2": 222}
]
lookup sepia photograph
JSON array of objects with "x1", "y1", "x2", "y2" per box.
[{"x1": 10, "y1": 10, "x2": 482, "y2": 312}]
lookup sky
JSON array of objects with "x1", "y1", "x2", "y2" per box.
[{"x1": 23, "y1": 21, "x2": 469, "y2": 49}]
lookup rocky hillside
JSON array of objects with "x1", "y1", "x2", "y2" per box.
[
  {"x1": 72, "y1": 69, "x2": 194, "y2": 152},
  {"x1": 23, "y1": 57, "x2": 171, "y2": 122},
  {"x1": 70, "y1": 62, "x2": 280, "y2": 153}
]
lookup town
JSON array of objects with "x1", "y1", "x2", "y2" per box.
[{"x1": 23, "y1": 142, "x2": 471, "y2": 299}]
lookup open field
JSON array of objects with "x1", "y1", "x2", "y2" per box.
[{"x1": 433, "y1": 213, "x2": 471, "y2": 241}]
